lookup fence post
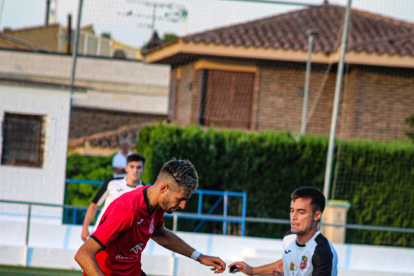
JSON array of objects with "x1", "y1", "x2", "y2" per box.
[
  {"x1": 72, "y1": 209, "x2": 78, "y2": 225},
  {"x1": 173, "y1": 213, "x2": 178, "y2": 233},
  {"x1": 197, "y1": 192, "x2": 203, "y2": 214},
  {"x1": 23, "y1": 203, "x2": 32, "y2": 267},
  {"x1": 223, "y1": 191, "x2": 228, "y2": 235},
  {"x1": 241, "y1": 194, "x2": 247, "y2": 237}
]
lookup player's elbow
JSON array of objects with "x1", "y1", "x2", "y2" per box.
[
  {"x1": 74, "y1": 250, "x2": 81, "y2": 264},
  {"x1": 74, "y1": 247, "x2": 88, "y2": 266}
]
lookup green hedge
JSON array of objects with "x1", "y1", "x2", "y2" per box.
[
  {"x1": 136, "y1": 124, "x2": 414, "y2": 247},
  {"x1": 65, "y1": 154, "x2": 113, "y2": 206}
]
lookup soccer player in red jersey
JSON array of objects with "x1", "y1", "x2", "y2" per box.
[{"x1": 75, "y1": 159, "x2": 226, "y2": 276}]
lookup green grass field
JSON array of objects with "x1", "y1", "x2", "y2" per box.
[
  {"x1": 0, "y1": 266, "x2": 155, "y2": 276},
  {"x1": 0, "y1": 266, "x2": 82, "y2": 276}
]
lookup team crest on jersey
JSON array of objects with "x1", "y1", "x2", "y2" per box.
[
  {"x1": 299, "y1": 256, "x2": 308, "y2": 269},
  {"x1": 149, "y1": 217, "x2": 155, "y2": 233},
  {"x1": 130, "y1": 243, "x2": 144, "y2": 254}
]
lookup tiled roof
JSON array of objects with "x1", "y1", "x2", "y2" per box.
[
  {"x1": 68, "y1": 123, "x2": 150, "y2": 149},
  {"x1": 145, "y1": 5, "x2": 414, "y2": 57},
  {"x1": 0, "y1": 33, "x2": 50, "y2": 52}
]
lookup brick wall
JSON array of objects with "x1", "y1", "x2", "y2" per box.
[
  {"x1": 344, "y1": 66, "x2": 414, "y2": 141},
  {"x1": 169, "y1": 58, "x2": 414, "y2": 141},
  {"x1": 172, "y1": 64, "x2": 194, "y2": 126},
  {"x1": 69, "y1": 107, "x2": 167, "y2": 138}
]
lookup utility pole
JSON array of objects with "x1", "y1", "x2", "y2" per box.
[
  {"x1": 151, "y1": 4, "x2": 156, "y2": 33},
  {"x1": 301, "y1": 29, "x2": 319, "y2": 134},
  {"x1": 323, "y1": 0, "x2": 352, "y2": 200},
  {"x1": 70, "y1": 0, "x2": 83, "y2": 87}
]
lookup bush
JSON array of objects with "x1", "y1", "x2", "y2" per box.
[
  {"x1": 64, "y1": 154, "x2": 113, "y2": 206},
  {"x1": 137, "y1": 124, "x2": 414, "y2": 246}
]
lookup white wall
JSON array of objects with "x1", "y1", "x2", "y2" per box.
[
  {"x1": 0, "y1": 220, "x2": 413, "y2": 276},
  {"x1": 0, "y1": 84, "x2": 71, "y2": 222},
  {"x1": 0, "y1": 50, "x2": 170, "y2": 114}
]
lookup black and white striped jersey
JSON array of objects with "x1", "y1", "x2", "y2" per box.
[
  {"x1": 282, "y1": 230, "x2": 338, "y2": 276},
  {"x1": 91, "y1": 177, "x2": 144, "y2": 231}
]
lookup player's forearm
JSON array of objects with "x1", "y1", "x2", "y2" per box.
[
  {"x1": 152, "y1": 228, "x2": 195, "y2": 258},
  {"x1": 83, "y1": 204, "x2": 98, "y2": 229},
  {"x1": 74, "y1": 249, "x2": 104, "y2": 276},
  {"x1": 252, "y1": 260, "x2": 283, "y2": 275}
]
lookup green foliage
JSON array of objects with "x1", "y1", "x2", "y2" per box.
[
  {"x1": 64, "y1": 154, "x2": 113, "y2": 206},
  {"x1": 137, "y1": 124, "x2": 414, "y2": 247},
  {"x1": 141, "y1": 33, "x2": 178, "y2": 50},
  {"x1": 405, "y1": 115, "x2": 414, "y2": 142},
  {"x1": 101, "y1": 32, "x2": 111, "y2": 39}
]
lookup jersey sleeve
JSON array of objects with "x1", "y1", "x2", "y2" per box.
[
  {"x1": 91, "y1": 178, "x2": 112, "y2": 206},
  {"x1": 311, "y1": 246, "x2": 334, "y2": 276},
  {"x1": 91, "y1": 200, "x2": 134, "y2": 249}
]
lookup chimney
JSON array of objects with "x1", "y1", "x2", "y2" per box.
[
  {"x1": 45, "y1": 0, "x2": 51, "y2": 25},
  {"x1": 67, "y1": 14, "x2": 72, "y2": 54}
]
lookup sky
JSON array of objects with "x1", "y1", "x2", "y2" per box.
[{"x1": 1, "y1": 0, "x2": 413, "y2": 48}]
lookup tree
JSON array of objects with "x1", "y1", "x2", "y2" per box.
[
  {"x1": 406, "y1": 114, "x2": 414, "y2": 142},
  {"x1": 142, "y1": 32, "x2": 178, "y2": 50},
  {"x1": 101, "y1": 32, "x2": 111, "y2": 39}
]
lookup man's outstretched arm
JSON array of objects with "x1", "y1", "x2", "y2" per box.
[
  {"x1": 75, "y1": 237, "x2": 104, "y2": 276},
  {"x1": 228, "y1": 259, "x2": 283, "y2": 275},
  {"x1": 81, "y1": 203, "x2": 98, "y2": 241},
  {"x1": 152, "y1": 224, "x2": 226, "y2": 273}
]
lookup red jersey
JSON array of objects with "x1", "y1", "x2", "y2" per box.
[{"x1": 86, "y1": 186, "x2": 164, "y2": 276}]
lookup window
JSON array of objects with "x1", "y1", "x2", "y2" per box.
[
  {"x1": 1, "y1": 113, "x2": 45, "y2": 167},
  {"x1": 201, "y1": 70, "x2": 254, "y2": 129}
]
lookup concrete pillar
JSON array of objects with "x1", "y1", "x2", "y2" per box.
[{"x1": 321, "y1": 200, "x2": 351, "y2": 243}]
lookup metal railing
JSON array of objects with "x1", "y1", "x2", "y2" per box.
[
  {"x1": 65, "y1": 179, "x2": 248, "y2": 235},
  {"x1": 2, "y1": 198, "x2": 414, "y2": 250}
]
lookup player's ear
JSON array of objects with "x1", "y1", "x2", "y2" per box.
[
  {"x1": 160, "y1": 183, "x2": 169, "y2": 193},
  {"x1": 314, "y1": 211, "x2": 322, "y2": 221}
]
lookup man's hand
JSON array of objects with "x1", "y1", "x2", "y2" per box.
[
  {"x1": 198, "y1": 254, "x2": 226, "y2": 274},
  {"x1": 269, "y1": 263, "x2": 284, "y2": 276},
  {"x1": 227, "y1": 261, "x2": 253, "y2": 275},
  {"x1": 81, "y1": 227, "x2": 90, "y2": 242}
]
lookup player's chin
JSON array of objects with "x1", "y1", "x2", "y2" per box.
[{"x1": 165, "y1": 208, "x2": 175, "y2": 214}]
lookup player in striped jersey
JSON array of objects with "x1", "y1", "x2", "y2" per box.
[
  {"x1": 229, "y1": 187, "x2": 338, "y2": 276},
  {"x1": 81, "y1": 154, "x2": 146, "y2": 241}
]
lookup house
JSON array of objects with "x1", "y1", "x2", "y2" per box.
[
  {"x1": 3, "y1": 24, "x2": 142, "y2": 59},
  {"x1": 68, "y1": 123, "x2": 149, "y2": 156},
  {"x1": 0, "y1": 48, "x2": 169, "y2": 149},
  {"x1": 0, "y1": 77, "x2": 85, "y2": 222},
  {"x1": 143, "y1": 4, "x2": 414, "y2": 141},
  {"x1": 0, "y1": 33, "x2": 50, "y2": 52}
]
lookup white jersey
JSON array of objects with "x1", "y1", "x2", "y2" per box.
[
  {"x1": 92, "y1": 177, "x2": 144, "y2": 231},
  {"x1": 282, "y1": 230, "x2": 338, "y2": 276}
]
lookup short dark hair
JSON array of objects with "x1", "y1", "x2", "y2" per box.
[
  {"x1": 291, "y1": 187, "x2": 326, "y2": 213},
  {"x1": 159, "y1": 159, "x2": 198, "y2": 192},
  {"x1": 127, "y1": 154, "x2": 146, "y2": 165}
]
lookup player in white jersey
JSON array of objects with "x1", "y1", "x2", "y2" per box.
[
  {"x1": 81, "y1": 153, "x2": 146, "y2": 241},
  {"x1": 229, "y1": 187, "x2": 338, "y2": 276}
]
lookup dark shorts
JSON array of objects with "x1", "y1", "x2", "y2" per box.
[{"x1": 141, "y1": 271, "x2": 147, "y2": 276}]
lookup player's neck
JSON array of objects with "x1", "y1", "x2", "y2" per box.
[
  {"x1": 145, "y1": 186, "x2": 159, "y2": 212},
  {"x1": 126, "y1": 177, "x2": 140, "y2": 187},
  {"x1": 296, "y1": 228, "x2": 318, "y2": 245}
]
